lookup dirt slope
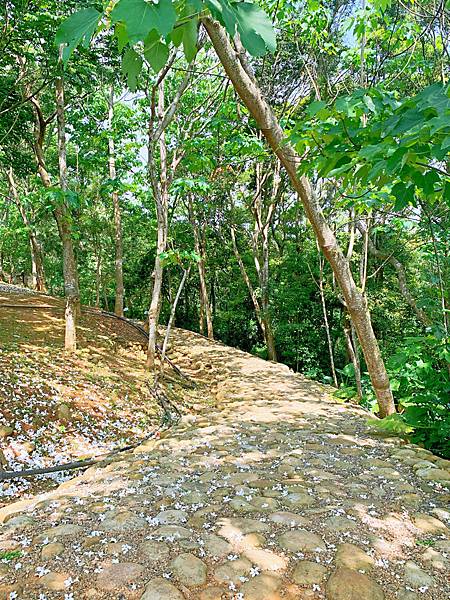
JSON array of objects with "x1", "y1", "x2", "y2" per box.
[{"x1": 0, "y1": 284, "x2": 205, "y2": 502}]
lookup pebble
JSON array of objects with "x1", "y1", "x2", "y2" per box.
[
  {"x1": 326, "y1": 567, "x2": 385, "y2": 600},
  {"x1": 96, "y1": 562, "x2": 145, "y2": 591},
  {"x1": 278, "y1": 529, "x2": 326, "y2": 552},
  {"x1": 140, "y1": 577, "x2": 185, "y2": 599},
  {"x1": 292, "y1": 560, "x2": 328, "y2": 584}
]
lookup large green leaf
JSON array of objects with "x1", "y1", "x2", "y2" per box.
[
  {"x1": 233, "y1": 2, "x2": 277, "y2": 56},
  {"x1": 111, "y1": 0, "x2": 177, "y2": 42},
  {"x1": 144, "y1": 31, "x2": 170, "y2": 72},
  {"x1": 55, "y1": 8, "x2": 101, "y2": 61},
  {"x1": 182, "y1": 18, "x2": 199, "y2": 62},
  {"x1": 121, "y1": 48, "x2": 143, "y2": 91},
  {"x1": 206, "y1": 0, "x2": 276, "y2": 56}
]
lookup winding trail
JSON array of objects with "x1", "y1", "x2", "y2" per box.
[{"x1": 0, "y1": 327, "x2": 449, "y2": 599}]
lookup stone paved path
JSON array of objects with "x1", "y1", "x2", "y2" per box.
[{"x1": 0, "y1": 329, "x2": 449, "y2": 599}]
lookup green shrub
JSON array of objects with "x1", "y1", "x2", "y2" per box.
[{"x1": 386, "y1": 335, "x2": 450, "y2": 458}]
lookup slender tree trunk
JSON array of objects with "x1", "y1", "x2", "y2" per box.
[
  {"x1": 230, "y1": 225, "x2": 276, "y2": 358},
  {"x1": 95, "y1": 250, "x2": 101, "y2": 308},
  {"x1": 160, "y1": 266, "x2": 191, "y2": 371},
  {"x1": 199, "y1": 295, "x2": 205, "y2": 334},
  {"x1": 56, "y1": 45, "x2": 79, "y2": 351},
  {"x1": 147, "y1": 81, "x2": 168, "y2": 369},
  {"x1": 204, "y1": 18, "x2": 395, "y2": 416},
  {"x1": 260, "y1": 228, "x2": 277, "y2": 361},
  {"x1": 344, "y1": 320, "x2": 363, "y2": 400},
  {"x1": 317, "y1": 242, "x2": 338, "y2": 387},
  {"x1": 188, "y1": 197, "x2": 213, "y2": 339},
  {"x1": 108, "y1": 86, "x2": 124, "y2": 317},
  {"x1": 6, "y1": 167, "x2": 46, "y2": 292},
  {"x1": 198, "y1": 229, "x2": 214, "y2": 339}
]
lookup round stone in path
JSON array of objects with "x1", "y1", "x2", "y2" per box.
[
  {"x1": 278, "y1": 529, "x2": 326, "y2": 552},
  {"x1": 284, "y1": 493, "x2": 315, "y2": 508},
  {"x1": 171, "y1": 553, "x2": 207, "y2": 587},
  {"x1": 155, "y1": 509, "x2": 188, "y2": 524},
  {"x1": 403, "y1": 561, "x2": 434, "y2": 588},
  {"x1": 324, "y1": 515, "x2": 358, "y2": 532},
  {"x1": 154, "y1": 525, "x2": 191, "y2": 540},
  {"x1": 240, "y1": 574, "x2": 282, "y2": 600},
  {"x1": 140, "y1": 540, "x2": 170, "y2": 562},
  {"x1": 96, "y1": 562, "x2": 145, "y2": 591},
  {"x1": 41, "y1": 542, "x2": 65, "y2": 560},
  {"x1": 326, "y1": 567, "x2": 384, "y2": 600},
  {"x1": 411, "y1": 513, "x2": 448, "y2": 534},
  {"x1": 202, "y1": 533, "x2": 232, "y2": 557},
  {"x1": 39, "y1": 572, "x2": 70, "y2": 591},
  {"x1": 214, "y1": 556, "x2": 252, "y2": 584},
  {"x1": 36, "y1": 523, "x2": 82, "y2": 543},
  {"x1": 335, "y1": 543, "x2": 375, "y2": 571},
  {"x1": 140, "y1": 577, "x2": 185, "y2": 599},
  {"x1": 199, "y1": 586, "x2": 226, "y2": 600},
  {"x1": 398, "y1": 592, "x2": 419, "y2": 600},
  {"x1": 99, "y1": 509, "x2": 147, "y2": 532},
  {"x1": 269, "y1": 511, "x2": 307, "y2": 527},
  {"x1": 292, "y1": 560, "x2": 328, "y2": 584},
  {"x1": 0, "y1": 564, "x2": 9, "y2": 578}
]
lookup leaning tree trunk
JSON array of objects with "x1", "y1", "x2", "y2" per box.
[
  {"x1": 203, "y1": 17, "x2": 395, "y2": 416},
  {"x1": 108, "y1": 86, "x2": 124, "y2": 317},
  {"x1": 56, "y1": 46, "x2": 79, "y2": 352}
]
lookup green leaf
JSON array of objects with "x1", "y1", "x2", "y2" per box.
[
  {"x1": 205, "y1": 0, "x2": 276, "y2": 56},
  {"x1": 144, "y1": 32, "x2": 169, "y2": 72},
  {"x1": 121, "y1": 48, "x2": 143, "y2": 91},
  {"x1": 307, "y1": 100, "x2": 327, "y2": 117},
  {"x1": 232, "y1": 2, "x2": 277, "y2": 56},
  {"x1": 363, "y1": 95, "x2": 376, "y2": 113},
  {"x1": 205, "y1": 0, "x2": 237, "y2": 36},
  {"x1": 420, "y1": 170, "x2": 440, "y2": 195},
  {"x1": 55, "y1": 8, "x2": 101, "y2": 62},
  {"x1": 391, "y1": 182, "x2": 415, "y2": 210},
  {"x1": 182, "y1": 18, "x2": 199, "y2": 62},
  {"x1": 111, "y1": 0, "x2": 177, "y2": 43},
  {"x1": 115, "y1": 21, "x2": 129, "y2": 52}
]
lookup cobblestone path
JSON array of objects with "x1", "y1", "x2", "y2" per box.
[{"x1": 0, "y1": 328, "x2": 449, "y2": 599}]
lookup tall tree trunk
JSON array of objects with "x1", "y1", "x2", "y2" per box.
[
  {"x1": 56, "y1": 45, "x2": 79, "y2": 352},
  {"x1": 108, "y1": 86, "x2": 124, "y2": 317},
  {"x1": 6, "y1": 167, "x2": 46, "y2": 292},
  {"x1": 230, "y1": 225, "x2": 276, "y2": 359},
  {"x1": 343, "y1": 319, "x2": 363, "y2": 400},
  {"x1": 197, "y1": 228, "x2": 214, "y2": 339},
  {"x1": 249, "y1": 160, "x2": 278, "y2": 361},
  {"x1": 188, "y1": 197, "x2": 213, "y2": 339},
  {"x1": 160, "y1": 266, "x2": 191, "y2": 371},
  {"x1": 356, "y1": 222, "x2": 431, "y2": 328},
  {"x1": 147, "y1": 81, "x2": 168, "y2": 369},
  {"x1": 317, "y1": 241, "x2": 338, "y2": 387},
  {"x1": 204, "y1": 18, "x2": 395, "y2": 417}
]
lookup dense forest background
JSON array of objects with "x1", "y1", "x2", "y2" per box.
[{"x1": 0, "y1": 0, "x2": 449, "y2": 455}]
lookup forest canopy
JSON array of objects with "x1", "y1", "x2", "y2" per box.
[{"x1": 0, "y1": 0, "x2": 449, "y2": 456}]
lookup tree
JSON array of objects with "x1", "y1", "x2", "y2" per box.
[{"x1": 107, "y1": 86, "x2": 125, "y2": 317}]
